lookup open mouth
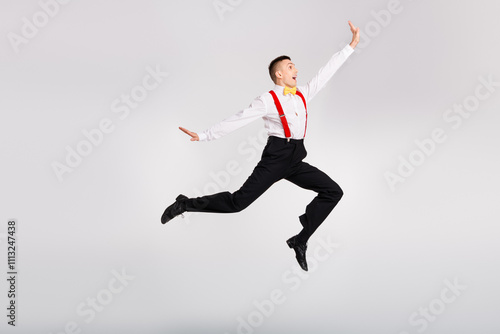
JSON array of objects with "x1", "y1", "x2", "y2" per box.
[{"x1": 292, "y1": 76, "x2": 297, "y2": 81}]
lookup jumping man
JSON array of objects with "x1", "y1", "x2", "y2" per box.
[{"x1": 162, "y1": 21, "x2": 360, "y2": 271}]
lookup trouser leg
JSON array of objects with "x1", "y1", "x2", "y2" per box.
[
  {"x1": 285, "y1": 162, "x2": 343, "y2": 244},
  {"x1": 184, "y1": 163, "x2": 278, "y2": 213}
]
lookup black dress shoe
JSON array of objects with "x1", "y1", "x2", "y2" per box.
[
  {"x1": 286, "y1": 235, "x2": 308, "y2": 271},
  {"x1": 161, "y1": 194, "x2": 188, "y2": 224}
]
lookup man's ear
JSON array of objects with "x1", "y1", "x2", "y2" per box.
[{"x1": 275, "y1": 70, "x2": 282, "y2": 79}]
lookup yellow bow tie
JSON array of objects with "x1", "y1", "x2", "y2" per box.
[{"x1": 283, "y1": 86, "x2": 297, "y2": 95}]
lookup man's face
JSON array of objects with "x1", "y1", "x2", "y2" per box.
[{"x1": 277, "y1": 60, "x2": 298, "y2": 88}]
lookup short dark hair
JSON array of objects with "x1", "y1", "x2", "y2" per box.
[{"x1": 268, "y1": 55, "x2": 290, "y2": 84}]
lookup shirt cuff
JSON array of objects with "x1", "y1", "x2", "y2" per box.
[
  {"x1": 344, "y1": 43, "x2": 355, "y2": 55},
  {"x1": 197, "y1": 132, "x2": 207, "y2": 142}
]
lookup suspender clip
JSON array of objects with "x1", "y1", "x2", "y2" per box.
[{"x1": 287, "y1": 138, "x2": 290, "y2": 142}]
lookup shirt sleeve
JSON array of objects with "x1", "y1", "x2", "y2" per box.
[
  {"x1": 299, "y1": 44, "x2": 354, "y2": 102},
  {"x1": 198, "y1": 96, "x2": 268, "y2": 142}
]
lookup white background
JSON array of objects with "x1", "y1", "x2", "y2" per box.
[{"x1": 1, "y1": 0, "x2": 499, "y2": 333}]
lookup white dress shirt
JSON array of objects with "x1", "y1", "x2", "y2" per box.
[{"x1": 197, "y1": 44, "x2": 354, "y2": 142}]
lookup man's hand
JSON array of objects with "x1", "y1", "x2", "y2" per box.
[
  {"x1": 179, "y1": 127, "x2": 199, "y2": 141},
  {"x1": 348, "y1": 21, "x2": 360, "y2": 49}
]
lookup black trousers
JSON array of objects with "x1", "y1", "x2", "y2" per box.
[{"x1": 184, "y1": 136, "x2": 343, "y2": 244}]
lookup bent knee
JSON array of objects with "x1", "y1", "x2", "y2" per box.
[
  {"x1": 326, "y1": 184, "x2": 343, "y2": 201},
  {"x1": 333, "y1": 188, "x2": 343, "y2": 201}
]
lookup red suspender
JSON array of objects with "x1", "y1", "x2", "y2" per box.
[
  {"x1": 269, "y1": 90, "x2": 292, "y2": 139},
  {"x1": 268, "y1": 90, "x2": 308, "y2": 139}
]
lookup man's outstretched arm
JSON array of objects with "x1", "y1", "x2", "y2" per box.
[{"x1": 178, "y1": 96, "x2": 267, "y2": 142}]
